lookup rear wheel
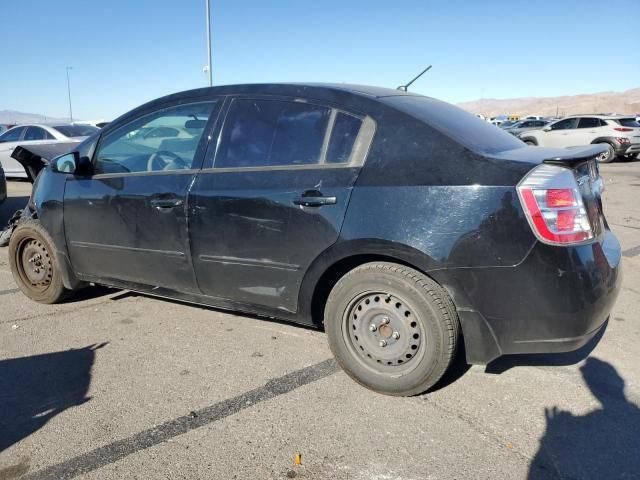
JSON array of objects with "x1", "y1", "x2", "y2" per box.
[
  {"x1": 8, "y1": 220, "x2": 71, "y2": 304},
  {"x1": 596, "y1": 143, "x2": 616, "y2": 163},
  {"x1": 324, "y1": 262, "x2": 459, "y2": 396}
]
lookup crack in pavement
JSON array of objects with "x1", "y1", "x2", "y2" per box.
[
  {"x1": 0, "y1": 295, "x2": 130, "y2": 326},
  {"x1": 21, "y1": 359, "x2": 340, "y2": 480}
]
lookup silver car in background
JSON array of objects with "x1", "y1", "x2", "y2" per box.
[
  {"x1": 503, "y1": 119, "x2": 549, "y2": 136},
  {"x1": 0, "y1": 124, "x2": 99, "y2": 178}
]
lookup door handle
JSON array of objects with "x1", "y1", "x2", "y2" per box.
[
  {"x1": 293, "y1": 195, "x2": 337, "y2": 207},
  {"x1": 150, "y1": 198, "x2": 184, "y2": 210}
]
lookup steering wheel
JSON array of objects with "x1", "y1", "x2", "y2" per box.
[{"x1": 147, "y1": 150, "x2": 188, "y2": 171}]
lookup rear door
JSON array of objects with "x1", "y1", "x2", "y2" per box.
[
  {"x1": 64, "y1": 99, "x2": 221, "y2": 292},
  {"x1": 188, "y1": 97, "x2": 375, "y2": 312},
  {"x1": 576, "y1": 117, "x2": 607, "y2": 144}
]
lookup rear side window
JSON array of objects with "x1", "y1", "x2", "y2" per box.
[
  {"x1": 615, "y1": 118, "x2": 640, "y2": 128},
  {"x1": 326, "y1": 112, "x2": 363, "y2": 164},
  {"x1": 215, "y1": 99, "x2": 331, "y2": 168},
  {"x1": 577, "y1": 118, "x2": 600, "y2": 129},
  {"x1": 382, "y1": 95, "x2": 523, "y2": 155},
  {"x1": 24, "y1": 126, "x2": 55, "y2": 140}
]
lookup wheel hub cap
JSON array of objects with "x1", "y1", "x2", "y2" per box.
[{"x1": 346, "y1": 293, "x2": 422, "y2": 369}]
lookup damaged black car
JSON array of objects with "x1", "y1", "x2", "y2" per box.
[{"x1": 4, "y1": 84, "x2": 622, "y2": 396}]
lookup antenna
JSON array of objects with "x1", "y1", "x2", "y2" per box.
[{"x1": 397, "y1": 65, "x2": 432, "y2": 91}]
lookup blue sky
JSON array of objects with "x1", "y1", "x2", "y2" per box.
[{"x1": 1, "y1": 0, "x2": 638, "y2": 120}]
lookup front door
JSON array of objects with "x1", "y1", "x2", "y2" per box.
[
  {"x1": 541, "y1": 117, "x2": 579, "y2": 147},
  {"x1": 189, "y1": 97, "x2": 374, "y2": 312},
  {"x1": 64, "y1": 99, "x2": 220, "y2": 292}
]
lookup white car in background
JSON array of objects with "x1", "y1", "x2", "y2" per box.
[
  {"x1": 0, "y1": 124, "x2": 99, "y2": 177},
  {"x1": 518, "y1": 115, "x2": 640, "y2": 163}
]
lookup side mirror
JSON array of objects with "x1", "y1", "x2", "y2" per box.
[
  {"x1": 51, "y1": 152, "x2": 79, "y2": 174},
  {"x1": 51, "y1": 152, "x2": 93, "y2": 176},
  {"x1": 542, "y1": 126, "x2": 552, "y2": 132}
]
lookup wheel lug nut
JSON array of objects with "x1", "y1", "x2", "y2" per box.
[
  {"x1": 379, "y1": 340, "x2": 387, "y2": 347},
  {"x1": 382, "y1": 317, "x2": 390, "y2": 325},
  {"x1": 369, "y1": 324, "x2": 377, "y2": 332},
  {"x1": 392, "y1": 331, "x2": 400, "y2": 339}
]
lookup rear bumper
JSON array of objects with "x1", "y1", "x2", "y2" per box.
[
  {"x1": 438, "y1": 230, "x2": 622, "y2": 364},
  {"x1": 616, "y1": 143, "x2": 640, "y2": 156}
]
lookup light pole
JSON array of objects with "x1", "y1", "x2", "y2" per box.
[
  {"x1": 205, "y1": 0, "x2": 212, "y2": 86},
  {"x1": 66, "y1": 66, "x2": 73, "y2": 122}
]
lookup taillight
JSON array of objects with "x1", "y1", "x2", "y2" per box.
[
  {"x1": 614, "y1": 127, "x2": 633, "y2": 132},
  {"x1": 517, "y1": 164, "x2": 594, "y2": 245},
  {"x1": 616, "y1": 137, "x2": 630, "y2": 145}
]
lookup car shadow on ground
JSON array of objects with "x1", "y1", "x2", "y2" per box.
[
  {"x1": 0, "y1": 343, "x2": 107, "y2": 456},
  {"x1": 527, "y1": 357, "x2": 640, "y2": 479}
]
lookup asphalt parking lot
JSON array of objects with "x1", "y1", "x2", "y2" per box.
[{"x1": 1, "y1": 164, "x2": 639, "y2": 480}]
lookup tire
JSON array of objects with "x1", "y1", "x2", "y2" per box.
[
  {"x1": 524, "y1": 140, "x2": 536, "y2": 146},
  {"x1": 8, "y1": 219, "x2": 71, "y2": 304},
  {"x1": 595, "y1": 143, "x2": 616, "y2": 163},
  {"x1": 324, "y1": 262, "x2": 459, "y2": 396}
]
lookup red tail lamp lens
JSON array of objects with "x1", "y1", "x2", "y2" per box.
[{"x1": 546, "y1": 189, "x2": 575, "y2": 207}]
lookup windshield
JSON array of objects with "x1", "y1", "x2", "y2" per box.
[
  {"x1": 53, "y1": 124, "x2": 100, "y2": 138},
  {"x1": 384, "y1": 95, "x2": 524, "y2": 155}
]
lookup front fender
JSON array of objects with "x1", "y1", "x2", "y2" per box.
[{"x1": 31, "y1": 167, "x2": 83, "y2": 289}]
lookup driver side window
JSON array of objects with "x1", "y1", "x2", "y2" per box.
[
  {"x1": 550, "y1": 118, "x2": 578, "y2": 131},
  {"x1": 94, "y1": 101, "x2": 217, "y2": 174}
]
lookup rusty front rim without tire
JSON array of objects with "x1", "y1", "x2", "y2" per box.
[{"x1": 16, "y1": 238, "x2": 54, "y2": 293}]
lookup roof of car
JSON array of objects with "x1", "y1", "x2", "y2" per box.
[
  {"x1": 564, "y1": 114, "x2": 636, "y2": 119},
  {"x1": 203, "y1": 83, "x2": 423, "y2": 99},
  {"x1": 6, "y1": 123, "x2": 75, "y2": 129},
  {"x1": 107, "y1": 83, "x2": 431, "y2": 129}
]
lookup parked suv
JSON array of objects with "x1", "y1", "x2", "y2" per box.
[
  {"x1": 5, "y1": 84, "x2": 621, "y2": 396},
  {"x1": 519, "y1": 115, "x2": 640, "y2": 162}
]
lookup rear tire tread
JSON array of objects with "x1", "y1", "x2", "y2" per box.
[{"x1": 325, "y1": 262, "x2": 459, "y2": 396}]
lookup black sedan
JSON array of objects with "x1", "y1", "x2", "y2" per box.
[{"x1": 5, "y1": 84, "x2": 621, "y2": 396}]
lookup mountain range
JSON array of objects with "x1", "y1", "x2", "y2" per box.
[
  {"x1": 0, "y1": 110, "x2": 69, "y2": 125},
  {"x1": 457, "y1": 87, "x2": 640, "y2": 117}
]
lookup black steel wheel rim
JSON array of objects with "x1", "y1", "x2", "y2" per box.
[
  {"x1": 16, "y1": 238, "x2": 53, "y2": 293},
  {"x1": 342, "y1": 291, "x2": 425, "y2": 375}
]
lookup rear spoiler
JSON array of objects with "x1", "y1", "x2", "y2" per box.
[
  {"x1": 11, "y1": 142, "x2": 79, "y2": 183},
  {"x1": 543, "y1": 144, "x2": 607, "y2": 168}
]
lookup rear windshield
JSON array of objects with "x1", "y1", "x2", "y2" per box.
[
  {"x1": 53, "y1": 124, "x2": 100, "y2": 138},
  {"x1": 383, "y1": 95, "x2": 524, "y2": 155},
  {"x1": 615, "y1": 118, "x2": 640, "y2": 128}
]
